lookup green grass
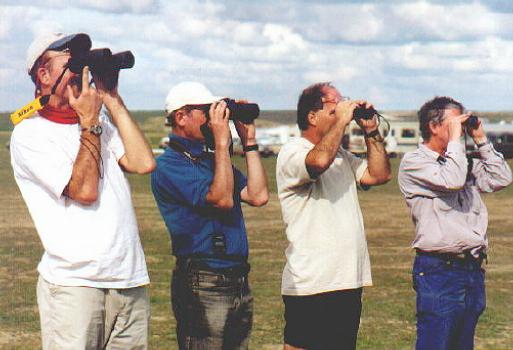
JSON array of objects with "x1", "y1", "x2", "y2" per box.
[{"x1": 1, "y1": 121, "x2": 513, "y2": 349}]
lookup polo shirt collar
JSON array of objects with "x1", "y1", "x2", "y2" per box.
[
  {"x1": 169, "y1": 134, "x2": 205, "y2": 157},
  {"x1": 419, "y1": 143, "x2": 441, "y2": 160}
]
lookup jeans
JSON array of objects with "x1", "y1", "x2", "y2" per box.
[
  {"x1": 413, "y1": 254, "x2": 486, "y2": 350},
  {"x1": 171, "y1": 260, "x2": 253, "y2": 350}
]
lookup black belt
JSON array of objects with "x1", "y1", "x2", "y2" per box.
[
  {"x1": 175, "y1": 257, "x2": 250, "y2": 277},
  {"x1": 416, "y1": 249, "x2": 487, "y2": 264}
]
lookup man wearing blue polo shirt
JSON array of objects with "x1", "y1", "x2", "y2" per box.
[{"x1": 151, "y1": 82, "x2": 269, "y2": 349}]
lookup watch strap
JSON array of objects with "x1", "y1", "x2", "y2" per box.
[
  {"x1": 243, "y1": 144, "x2": 259, "y2": 153},
  {"x1": 364, "y1": 129, "x2": 381, "y2": 139},
  {"x1": 81, "y1": 124, "x2": 102, "y2": 136}
]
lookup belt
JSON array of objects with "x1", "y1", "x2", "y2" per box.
[
  {"x1": 416, "y1": 249, "x2": 487, "y2": 264},
  {"x1": 175, "y1": 257, "x2": 251, "y2": 277}
]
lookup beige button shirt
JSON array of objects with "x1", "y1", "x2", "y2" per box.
[{"x1": 398, "y1": 141, "x2": 512, "y2": 256}]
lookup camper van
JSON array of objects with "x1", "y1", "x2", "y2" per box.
[{"x1": 346, "y1": 118, "x2": 420, "y2": 156}]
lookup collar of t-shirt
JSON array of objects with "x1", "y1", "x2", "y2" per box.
[{"x1": 169, "y1": 133, "x2": 206, "y2": 158}]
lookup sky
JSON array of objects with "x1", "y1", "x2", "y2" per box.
[{"x1": 1, "y1": 0, "x2": 512, "y2": 112}]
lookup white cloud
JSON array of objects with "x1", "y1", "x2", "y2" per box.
[
  {"x1": 0, "y1": 1, "x2": 512, "y2": 111},
  {"x1": 393, "y1": 1, "x2": 500, "y2": 41},
  {"x1": 76, "y1": 0, "x2": 157, "y2": 13}
]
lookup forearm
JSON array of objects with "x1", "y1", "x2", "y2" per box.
[
  {"x1": 66, "y1": 132, "x2": 101, "y2": 205},
  {"x1": 244, "y1": 149, "x2": 269, "y2": 206},
  {"x1": 365, "y1": 136, "x2": 391, "y2": 184},
  {"x1": 206, "y1": 145, "x2": 234, "y2": 209},
  {"x1": 474, "y1": 143, "x2": 513, "y2": 191},
  {"x1": 306, "y1": 120, "x2": 348, "y2": 176},
  {"x1": 103, "y1": 95, "x2": 155, "y2": 174}
]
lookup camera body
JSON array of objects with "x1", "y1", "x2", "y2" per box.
[
  {"x1": 67, "y1": 49, "x2": 134, "y2": 75},
  {"x1": 60, "y1": 33, "x2": 135, "y2": 90}
]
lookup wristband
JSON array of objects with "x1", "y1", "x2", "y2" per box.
[
  {"x1": 243, "y1": 144, "x2": 259, "y2": 153},
  {"x1": 364, "y1": 129, "x2": 383, "y2": 141}
]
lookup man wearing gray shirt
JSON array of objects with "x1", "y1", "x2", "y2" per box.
[{"x1": 398, "y1": 96, "x2": 512, "y2": 350}]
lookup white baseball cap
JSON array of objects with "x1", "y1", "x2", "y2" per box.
[
  {"x1": 26, "y1": 32, "x2": 91, "y2": 81},
  {"x1": 165, "y1": 82, "x2": 222, "y2": 114}
]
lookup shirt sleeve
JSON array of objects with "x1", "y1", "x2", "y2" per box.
[
  {"x1": 471, "y1": 143, "x2": 513, "y2": 192},
  {"x1": 276, "y1": 142, "x2": 316, "y2": 189},
  {"x1": 152, "y1": 155, "x2": 211, "y2": 208},
  {"x1": 101, "y1": 113, "x2": 125, "y2": 161},
  {"x1": 399, "y1": 142, "x2": 468, "y2": 198},
  {"x1": 343, "y1": 148, "x2": 368, "y2": 183},
  {"x1": 10, "y1": 131, "x2": 74, "y2": 200}
]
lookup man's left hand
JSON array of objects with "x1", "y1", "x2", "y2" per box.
[
  {"x1": 233, "y1": 100, "x2": 257, "y2": 146},
  {"x1": 355, "y1": 101, "x2": 378, "y2": 134},
  {"x1": 467, "y1": 117, "x2": 487, "y2": 144},
  {"x1": 91, "y1": 70, "x2": 120, "y2": 98},
  {"x1": 234, "y1": 120, "x2": 256, "y2": 146}
]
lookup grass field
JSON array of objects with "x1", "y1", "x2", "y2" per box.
[{"x1": 1, "y1": 114, "x2": 513, "y2": 349}]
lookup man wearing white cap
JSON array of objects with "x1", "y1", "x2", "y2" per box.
[
  {"x1": 10, "y1": 32, "x2": 155, "y2": 349},
  {"x1": 151, "y1": 82, "x2": 269, "y2": 349}
]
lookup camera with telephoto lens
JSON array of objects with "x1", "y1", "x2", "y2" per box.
[
  {"x1": 54, "y1": 33, "x2": 135, "y2": 90},
  {"x1": 464, "y1": 114, "x2": 479, "y2": 130},
  {"x1": 67, "y1": 49, "x2": 134, "y2": 75},
  {"x1": 353, "y1": 106, "x2": 377, "y2": 120}
]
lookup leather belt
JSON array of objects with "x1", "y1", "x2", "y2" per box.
[{"x1": 416, "y1": 249, "x2": 487, "y2": 264}]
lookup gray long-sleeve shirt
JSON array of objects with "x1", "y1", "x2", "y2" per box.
[{"x1": 398, "y1": 141, "x2": 512, "y2": 256}]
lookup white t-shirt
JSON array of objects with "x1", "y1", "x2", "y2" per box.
[
  {"x1": 276, "y1": 137, "x2": 372, "y2": 295},
  {"x1": 10, "y1": 113, "x2": 149, "y2": 288}
]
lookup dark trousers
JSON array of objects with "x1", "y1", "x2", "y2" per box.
[
  {"x1": 171, "y1": 260, "x2": 253, "y2": 350},
  {"x1": 283, "y1": 288, "x2": 363, "y2": 350},
  {"x1": 413, "y1": 254, "x2": 486, "y2": 350}
]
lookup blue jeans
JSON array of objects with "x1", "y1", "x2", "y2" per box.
[
  {"x1": 413, "y1": 254, "x2": 486, "y2": 350},
  {"x1": 171, "y1": 260, "x2": 253, "y2": 350}
]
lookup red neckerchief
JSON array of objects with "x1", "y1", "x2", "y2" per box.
[{"x1": 38, "y1": 100, "x2": 79, "y2": 125}]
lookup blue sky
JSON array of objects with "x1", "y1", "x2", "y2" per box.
[{"x1": 1, "y1": 0, "x2": 512, "y2": 111}]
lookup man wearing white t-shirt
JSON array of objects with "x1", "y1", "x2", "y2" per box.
[
  {"x1": 276, "y1": 82, "x2": 391, "y2": 350},
  {"x1": 10, "y1": 32, "x2": 155, "y2": 349}
]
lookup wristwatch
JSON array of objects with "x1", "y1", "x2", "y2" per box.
[{"x1": 81, "y1": 124, "x2": 103, "y2": 136}]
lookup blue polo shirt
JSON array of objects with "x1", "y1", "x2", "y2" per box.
[{"x1": 151, "y1": 134, "x2": 249, "y2": 268}]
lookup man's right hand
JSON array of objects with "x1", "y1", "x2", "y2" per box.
[
  {"x1": 448, "y1": 112, "x2": 470, "y2": 142},
  {"x1": 67, "y1": 66, "x2": 102, "y2": 128},
  {"x1": 208, "y1": 100, "x2": 231, "y2": 148},
  {"x1": 334, "y1": 99, "x2": 360, "y2": 126}
]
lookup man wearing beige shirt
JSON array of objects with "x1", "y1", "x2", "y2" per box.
[
  {"x1": 399, "y1": 96, "x2": 512, "y2": 350},
  {"x1": 277, "y1": 82, "x2": 391, "y2": 350}
]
